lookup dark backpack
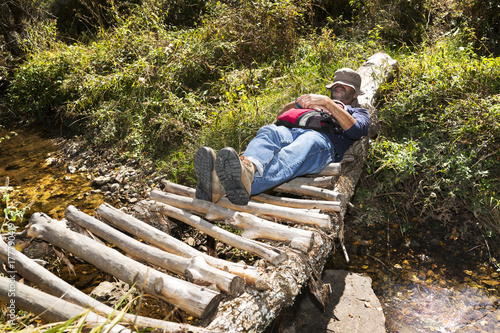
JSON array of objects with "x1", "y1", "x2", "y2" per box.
[{"x1": 275, "y1": 108, "x2": 343, "y2": 135}]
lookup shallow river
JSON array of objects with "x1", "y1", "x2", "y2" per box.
[
  {"x1": 1, "y1": 127, "x2": 499, "y2": 332},
  {"x1": 330, "y1": 221, "x2": 500, "y2": 332},
  {"x1": 0, "y1": 126, "x2": 103, "y2": 224}
]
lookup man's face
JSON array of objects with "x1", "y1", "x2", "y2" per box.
[{"x1": 330, "y1": 83, "x2": 357, "y2": 102}]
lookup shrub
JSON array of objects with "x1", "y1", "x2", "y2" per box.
[
  {"x1": 461, "y1": 0, "x2": 500, "y2": 56},
  {"x1": 199, "y1": 0, "x2": 307, "y2": 67},
  {"x1": 361, "y1": 36, "x2": 500, "y2": 237}
]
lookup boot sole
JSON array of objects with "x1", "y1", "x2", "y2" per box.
[
  {"x1": 194, "y1": 147, "x2": 216, "y2": 202},
  {"x1": 215, "y1": 147, "x2": 250, "y2": 205}
]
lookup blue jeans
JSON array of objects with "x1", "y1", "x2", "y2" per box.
[{"x1": 243, "y1": 124, "x2": 335, "y2": 195}]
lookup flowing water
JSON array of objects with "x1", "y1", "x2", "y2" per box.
[
  {"x1": 0, "y1": 126, "x2": 103, "y2": 226},
  {"x1": 331, "y1": 221, "x2": 500, "y2": 332},
  {"x1": 2, "y1": 127, "x2": 499, "y2": 331}
]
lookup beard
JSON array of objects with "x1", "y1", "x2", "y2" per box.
[{"x1": 331, "y1": 87, "x2": 356, "y2": 103}]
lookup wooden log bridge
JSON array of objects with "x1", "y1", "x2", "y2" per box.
[{"x1": 1, "y1": 53, "x2": 397, "y2": 333}]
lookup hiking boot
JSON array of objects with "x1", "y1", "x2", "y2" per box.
[
  {"x1": 215, "y1": 147, "x2": 255, "y2": 205},
  {"x1": 194, "y1": 147, "x2": 225, "y2": 203}
]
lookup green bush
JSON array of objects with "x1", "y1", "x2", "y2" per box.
[
  {"x1": 461, "y1": 0, "x2": 500, "y2": 56},
  {"x1": 362, "y1": 37, "x2": 500, "y2": 236}
]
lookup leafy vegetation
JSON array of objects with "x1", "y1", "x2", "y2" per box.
[
  {"x1": 1, "y1": 0, "x2": 498, "y2": 239},
  {"x1": 360, "y1": 40, "x2": 500, "y2": 243},
  {"x1": 0, "y1": 1, "x2": 499, "y2": 327}
]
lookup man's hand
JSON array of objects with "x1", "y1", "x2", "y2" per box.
[
  {"x1": 296, "y1": 94, "x2": 356, "y2": 131},
  {"x1": 295, "y1": 94, "x2": 330, "y2": 110}
]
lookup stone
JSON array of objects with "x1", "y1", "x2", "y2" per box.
[
  {"x1": 92, "y1": 176, "x2": 111, "y2": 187},
  {"x1": 276, "y1": 270, "x2": 386, "y2": 333},
  {"x1": 90, "y1": 281, "x2": 135, "y2": 306},
  {"x1": 455, "y1": 309, "x2": 500, "y2": 333},
  {"x1": 44, "y1": 157, "x2": 57, "y2": 167},
  {"x1": 109, "y1": 183, "x2": 120, "y2": 192}
]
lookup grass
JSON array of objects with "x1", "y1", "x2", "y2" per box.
[
  {"x1": 0, "y1": 0, "x2": 499, "y2": 329},
  {"x1": 0, "y1": 288, "x2": 136, "y2": 333},
  {"x1": 1, "y1": 0, "x2": 497, "y2": 242}
]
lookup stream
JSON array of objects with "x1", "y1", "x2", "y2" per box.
[
  {"x1": 1, "y1": 127, "x2": 499, "y2": 332},
  {"x1": 329, "y1": 220, "x2": 500, "y2": 332}
]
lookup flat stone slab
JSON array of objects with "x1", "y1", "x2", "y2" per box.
[
  {"x1": 456, "y1": 309, "x2": 500, "y2": 333},
  {"x1": 278, "y1": 269, "x2": 386, "y2": 333}
]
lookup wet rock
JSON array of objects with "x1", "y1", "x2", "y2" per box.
[
  {"x1": 44, "y1": 157, "x2": 57, "y2": 167},
  {"x1": 417, "y1": 253, "x2": 434, "y2": 263},
  {"x1": 455, "y1": 309, "x2": 500, "y2": 333},
  {"x1": 22, "y1": 239, "x2": 55, "y2": 260},
  {"x1": 429, "y1": 238, "x2": 441, "y2": 246},
  {"x1": 109, "y1": 183, "x2": 120, "y2": 192},
  {"x1": 277, "y1": 270, "x2": 386, "y2": 333},
  {"x1": 92, "y1": 176, "x2": 111, "y2": 187}
]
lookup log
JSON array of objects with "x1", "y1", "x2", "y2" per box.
[
  {"x1": 215, "y1": 198, "x2": 330, "y2": 231},
  {"x1": 204, "y1": 52, "x2": 399, "y2": 332},
  {"x1": 162, "y1": 180, "x2": 342, "y2": 212},
  {"x1": 65, "y1": 205, "x2": 244, "y2": 297},
  {"x1": 273, "y1": 183, "x2": 346, "y2": 203},
  {"x1": 314, "y1": 162, "x2": 341, "y2": 176},
  {"x1": 0, "y1": 238, "x2": 210, "y2": 333},
  {"x1": 252, "y1": 193, "x2": 342, "y2": 212},
  {"x1": 96, "y1": 203, "x2": 263, "y2": 286},
  {"x1": 26, "y1": 213, "x2": 221, "y2": 320},
  {"x1": 153, "y1": 186, "x2": 331, "y2": 230},
  {"x1": 284, "y1": 176, "x2": 334, "y2": 188},
  {"x1": 162, "y1": 179, "x2": 195, "y2": 197},
  {"x1": 153, "y1": 201, "x2": 288, "y2": 265},
  {"x1": 151, "y1": 190, "x2": 320, "y2": 246},
  {"x1": 0, "y1": 276, "x2": 132, "y2": 333}
]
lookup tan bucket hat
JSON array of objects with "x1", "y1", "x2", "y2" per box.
[{"x1": 326, "y1": 68, "x2": 364, "y2": 95}]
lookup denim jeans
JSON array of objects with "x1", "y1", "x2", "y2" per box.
[{"x1": 243, "y1": 124, "x2": 335, "y2": 195}]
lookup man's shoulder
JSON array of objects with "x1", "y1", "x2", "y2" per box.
[{"x1": 346, "y1": 105, "x2": 369, "y2": 116}]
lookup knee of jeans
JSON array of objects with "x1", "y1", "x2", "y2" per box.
[{"x1": 257, "y1": 125, "x2": 290, "y2": 143}]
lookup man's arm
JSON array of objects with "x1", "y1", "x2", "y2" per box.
[
  {"x1": 276, "y1": 101, "x2": 296, "y2": 119},
  {"x1": 295, "y1": 94, "x2": 356, "y2": 131}
]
